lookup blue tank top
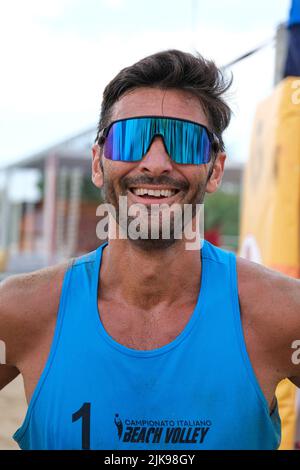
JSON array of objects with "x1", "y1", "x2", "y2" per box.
[{"x1": 13, "y1": 240, "x2": 281, "y2": 450}]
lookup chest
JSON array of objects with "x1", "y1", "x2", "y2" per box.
[
  {"x1": 98, "y1": 298, "x2": 279, "y2": 408},
  {"x1": 98, "y1": 300, "x2": 196, "y2": 350}
]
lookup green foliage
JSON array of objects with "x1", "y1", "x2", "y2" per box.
[
  {"x1": 80, "y1": 177, "x2": 103, "y2": 202},
  {"x1": 204, "y1": 190, "x2": 240, "y2": 236}
]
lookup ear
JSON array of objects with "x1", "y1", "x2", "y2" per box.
[
  {"x1": 92, "y1": 144, "x2": 104, "y2": 188},
  {"x1": 205, "y1": 152, "x2": 226, "y2": 194}
]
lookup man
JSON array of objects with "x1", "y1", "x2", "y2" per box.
[{"x1": 0, "y1": 49, "x2": 299, "y2": 450}]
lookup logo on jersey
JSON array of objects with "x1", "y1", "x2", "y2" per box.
[
  {"x1": 113, "y1": 414, "x2": 211, "y2": 445},
  {"x1": 114, "y1": 413, "x2": 124, "y2": 439}
]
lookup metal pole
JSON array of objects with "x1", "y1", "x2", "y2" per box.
[
  {"x1": 24, "y1": 201, "x2": 35, "y2": 253},
  {"x1": 56, "y1": 167, "x2": 68, "y2": 258},
  {"x1": 10, "y1": 202, "x2": 22, "y2": 253},
  {"x1": 274, "y1": 23, "x2": 288, "y2": 85},
  {"x1": 43, "y1": 153, "x2": 58, "y2": 265},
  {"x1": 66, "y1": 168, "x2": 82, "y2": 257},
  {"x1": 0, "y1": 170, "x2": 12, "y2": 271}
]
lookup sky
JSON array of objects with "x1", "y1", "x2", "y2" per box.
[{"x1": 0, "y1": 0, "x2": 291, "y2": 199}]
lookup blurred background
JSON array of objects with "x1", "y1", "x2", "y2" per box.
[{"x1": 1, "y1": 0, "x2": 299, "y2": 450}]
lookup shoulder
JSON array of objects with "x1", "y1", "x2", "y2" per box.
[
  {"x1": 0, "y1": 260, "x2": 72, "y2": 315},
  {"x1": 235, "y1": 256, "x2": 300, "y2": 379},
  {"x1": 236, "y1": 256, "x2": 300, "y2": 318},
  {"x1": 0, "y1": 259, "x2": 72, "y2": 366}
]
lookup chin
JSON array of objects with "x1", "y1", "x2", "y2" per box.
[{"x1": 127, "y1": 236, "x2": 179, "y2": 251}]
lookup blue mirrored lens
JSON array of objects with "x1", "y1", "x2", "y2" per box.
[{"x1": 104, "y1": 117, "x2": 212, "y2": 164}]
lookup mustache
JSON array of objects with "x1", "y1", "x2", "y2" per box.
[{"x1": 121, "y1": 175, "x2": 189, "y2": 192}]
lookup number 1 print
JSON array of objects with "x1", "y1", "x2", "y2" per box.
[{"x1": 72, "y1": 402, "x2": 91, "y2": 450}]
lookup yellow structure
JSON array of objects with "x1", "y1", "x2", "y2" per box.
[{"x1": 239, "y1": 77, "x2": 300, "y2": 449}]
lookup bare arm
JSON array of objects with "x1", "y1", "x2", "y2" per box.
[
  {"x1": 0, "y1": 275, "x2": 23, "y2": 389},
  {"x1": 0, "y1": 262, "x2": 70, "y2": 391},
  {"x1": 237, "y1": 257, "x2": 300, "y2": 386}
]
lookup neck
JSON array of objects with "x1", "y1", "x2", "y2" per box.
[{"x1": 99, "y1": 237, "x2": 202, "y2": 311}]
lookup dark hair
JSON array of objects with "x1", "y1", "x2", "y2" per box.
[{"x1": 95, "y1": 49, "x2": 232, "y2": 152}]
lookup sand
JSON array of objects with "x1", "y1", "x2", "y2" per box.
[{"x1": 0, "y1": 376, "x2": 27, "y2": 450}]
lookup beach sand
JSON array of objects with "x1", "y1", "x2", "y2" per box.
[{"x1": 0, "y1": 376, "x2": 27, "y2": 450}]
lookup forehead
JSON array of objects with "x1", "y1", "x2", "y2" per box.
[{"x1": 111, "y1": 87, "x2": 209, "y2": 127}]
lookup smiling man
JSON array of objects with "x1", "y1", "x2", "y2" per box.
[{"x1": 0, "y1": 49, "x2": 300, "y2": 450}]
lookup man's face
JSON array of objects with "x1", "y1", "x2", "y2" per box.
[{"x1": 92, "y1": 87, "x2": 226, "y2": 249}]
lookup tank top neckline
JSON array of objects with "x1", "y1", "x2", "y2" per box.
[{"x1": 91, "y1": 240, "x2": 209, "y2": 358}]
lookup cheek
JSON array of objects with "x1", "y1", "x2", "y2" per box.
[
  {"x1": 103, "y1": 160, "x2": 136, "y2": 189},
  {"x1": 104, "y1": 159, "x2": 136, "y2": 175},
  {"x1": 176, "y1": 165, "x2": 209, "y2": 190}
]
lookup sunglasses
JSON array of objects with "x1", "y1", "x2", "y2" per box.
[{"x1": 98, "y1": 116, "x2": 219, "y2": 165}]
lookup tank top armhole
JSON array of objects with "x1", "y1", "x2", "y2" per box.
[
  {"x1": 228, "y1": 252, "x2": 272, "y2": 416},
  {"x1": 13, "y1": 258, "x2": 75, "y2": 445}
]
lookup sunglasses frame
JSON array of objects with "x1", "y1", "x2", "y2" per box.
[{"x1": 98, "y1": 115, "x2": 220, "y2": 161}]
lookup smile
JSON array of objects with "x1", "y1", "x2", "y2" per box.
[
  {"x1": 129, "y1": 185, "x2": 181, "y2": 203},
  {"x1": 131, "y1": 188, "x2": 177, "y2": 197}
]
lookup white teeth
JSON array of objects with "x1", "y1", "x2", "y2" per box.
[{"x1": 132, "y1": 188, "x2": 176, "y2": 197}]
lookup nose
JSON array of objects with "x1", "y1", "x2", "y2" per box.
[{"x1": 137, "y1": 136, "x2": 173, "y2": 176}]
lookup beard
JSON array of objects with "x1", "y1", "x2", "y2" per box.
[{"x1": 102, "y1": 169, "x2": 211, "y2": 251}]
